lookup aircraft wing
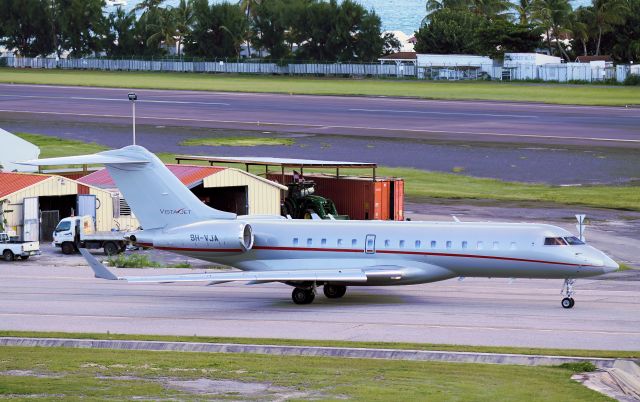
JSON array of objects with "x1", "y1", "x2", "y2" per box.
[{"x1": 80, "y1": 249, "x2": 368, "y2": 284}]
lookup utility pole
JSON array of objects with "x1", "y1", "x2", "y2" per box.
[{"x1": 128, "y1": 92, "x2": 137, "y2": 145}]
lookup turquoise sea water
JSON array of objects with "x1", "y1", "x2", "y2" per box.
[{"x1": 118, "y1": 0, "x2": 589, "y2": 35}]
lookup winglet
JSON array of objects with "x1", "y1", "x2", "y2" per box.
[{"x1": 79, "y1": 248, "x2": 119, "y2": 280}]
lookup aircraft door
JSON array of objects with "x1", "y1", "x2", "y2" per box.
[{"x1": 365, "y1": 234, "x2": 376, "y2": 254}]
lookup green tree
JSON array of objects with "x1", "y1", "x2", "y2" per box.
[
  {"x1": 0, "y1": 0, "x2": 55, "y2": 57},
  {"x1": 531, "y1": 0, "x2": 573, "y2": 59},
  {"x1": 514, "y1": 0, "x2": 533, "y2": 24},
  {"x1": 105, "y1": 7, "x2": 143, "y2": 57},
  {"x1": 173, "y1": 0, "x2": 194, "y2": 57},
  {"x1": 56, "y1": 0, "x2": 108, "y2": 57},
  {"x1": 589, "y1": 0, "x2": 628, "y2": 55},
  {"x1": 414, "y1": 8, "x2": 487, "y2": 54},
  {"x1": 185, "y1": 0, "x2": 248, "y2": 58},
  {"x1": 610, "y1": 0, "x2": 640, "y2": 61},
  {"x1": 479, "y1": 20, "x2": 542, "y2": 57},
  {"x1": 146, "y1": 7, "x2": 178, "y2": 53},
  {"x1": 251, "y1": 0, "x2": 291, "y2": 59}
]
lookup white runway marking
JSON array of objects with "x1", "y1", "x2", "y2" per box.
[
  {"x1": 0, "y1": 94, "x2": 230, "y2": 106},
  {"x1": 1, "y1": 108, "x2": 638, "y2": 144},
  {"x1": 349, "y1": 108, "x2": 539, "y2": 119}
]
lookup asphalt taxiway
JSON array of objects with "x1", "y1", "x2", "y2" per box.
[
  {"x1": 1, "y1": 83, "x2": 639, "y2": 148},
  {"x1": 1, "y1": 255, "x2": 638, "y2": 351}
]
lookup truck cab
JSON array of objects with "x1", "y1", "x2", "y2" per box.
[{"x1": 53, "y1": 216, "x2": 127, "y2": 255}]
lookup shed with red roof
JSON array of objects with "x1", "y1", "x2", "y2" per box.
[{"x1": 0, "y1": 172, "x2": 125, "y2": 241}]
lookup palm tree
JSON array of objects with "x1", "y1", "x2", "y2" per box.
[
  {"x1": 515, "y1": 0, "x2": 533, "y2": 24},
  {"x1": 590, "y1": 0, "x2": 628, "y2": 55},
  {"x1": 173, "y1": 0, "x2": 193, "y2": 57},
  {"x1": 532, "y1": 0, "x2": 573, "y2": 59},
  {"x1": 146, "y1": 7, "x2": 177, "y2": 53},
  {"x1": 469, "y1": 0, "x2": 512, "y2": 19},
  {"x1": 134, "y1": 0, "x2": 166, "y2": 12},
  {"x1": 237, "y1": 0, "x2": 261, "y2": 57}
]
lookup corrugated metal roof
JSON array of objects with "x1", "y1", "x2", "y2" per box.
[
  {"x1": 78, "y1": 164, "x2": 226, "y2": 189},
  {"x1": 0, "y1": 172, "x2": 50, "y2": 197},
  {"x1": 174, "y1": 155, "x2": 376, "y2": 168}
]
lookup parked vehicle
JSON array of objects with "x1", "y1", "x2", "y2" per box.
[
  {"x1": 0, "y1": 232, "x2": 40, "y2": 261},
  {"x1": 53, "y1": 216, "x2": 127, "y2": 255},
  {"x1": 283, "y1": 180, "x2": 348, "y2": 220}
]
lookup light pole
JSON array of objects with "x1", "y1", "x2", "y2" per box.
[{"x1": 128, "y1": 92, "x2": 137, "y2": 145}]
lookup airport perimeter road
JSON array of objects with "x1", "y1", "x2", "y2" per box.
[
  {"x1": 1, "y1": 84, "x2": 639, "y2": 148},
  {"x1": 1, "y1": 263, "x2": 638, "y2": 351}
]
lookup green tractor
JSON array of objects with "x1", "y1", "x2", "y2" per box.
[{"x1": 283, "y1": 180, "x2": 348, "y2": 220}]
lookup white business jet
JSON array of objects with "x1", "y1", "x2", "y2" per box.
[{"x1": 22, "y1": 145, "x2": 618, "y2": 307}]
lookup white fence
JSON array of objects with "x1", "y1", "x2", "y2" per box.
[{"x1": 1, "y1": 57, "x2": 633, "y2": 82}]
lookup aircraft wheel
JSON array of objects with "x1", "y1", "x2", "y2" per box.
[
  {"x1": 292, "y1": 288, "x2": 315, "y2": 305},
  {"x1": 561, "y1": 297, "x2": 574, "y2": 309},
  {"x1": 324, "y1": 284, "x2": 347, "y2": 299}
]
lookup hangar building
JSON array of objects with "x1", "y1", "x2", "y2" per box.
[
  {"x1": 0, "y1": 172, "x2": 133, "y2": 241},
  {"x1": 78, "y1": 164, "x2": 287, "y2": 229}
]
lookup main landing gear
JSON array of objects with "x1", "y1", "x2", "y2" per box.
[
  {"x1": 561, "y1": 278, "x2": 576, "y2": 309},
  {"x1": 291, "y1": 284, "x2": 348, "y2": 305}
]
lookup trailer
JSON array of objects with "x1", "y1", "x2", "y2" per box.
[{"x1": 53, "y1": 215, "x2": 127, "y2": 255}]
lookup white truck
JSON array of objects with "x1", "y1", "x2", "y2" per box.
[
  {"x1": 1, "y1": 232, "x2": 40, "y2": 261},
  {"x1": 53, "y1": 216, "x2": 127, "y2": 255}
]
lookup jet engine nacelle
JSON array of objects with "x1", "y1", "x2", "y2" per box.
[{"x1": 154, "y1": 221, "x2": 254, "y2": 255}]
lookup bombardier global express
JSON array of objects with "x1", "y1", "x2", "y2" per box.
[{"x1": 22, "y1": 145, "x2": 618, "y2": 307}]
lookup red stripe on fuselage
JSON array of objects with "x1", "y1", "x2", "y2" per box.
[{"x1": 142, "y1": 244, "x2": 591, "y2": 267}]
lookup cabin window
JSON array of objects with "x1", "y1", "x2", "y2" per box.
[
  {"x1": 415, "y1": 240, "x2": 421, "y2": 248},
  {"x1": 510, "y1": 242, "x2": 517, "y2": 250},
  {"x1": 307, "y1": 238, "x2": 313, "y2": 246},
  {"x1": 352, "y1": 239, "x2": 357, "y2": 247},
  {"x1": 321, "y1": 238, "x2": 327, "y2": 246},
  {"x1": 293, "y1": 238, "x2": 299, "y2": 246},
  {"x1": 477, "y1": 241, "x2": 484, "y2": 250},
  {"x1": 337, "y1": 239, "x2": 343, "y2": 246},
  {"x1": 564, "y1": 236, "x2": 585, "y2": 245},
  {"x1": 431, "y1": 240, "x2": 437, "y2": 248},
  {"x1": 493, "y1": 241, "x2": 499, "y2": 250},
  {"x1": 384, "y1": 239, "x2": 390, "y2": 247},
  {"x1": 544, "y1": 237, "x2": 567, "y2": 246},
  {"x1": 446, "y1": 241, "x2": 452, "y2": 249},
  {"x1": 399, "y1": 240, "x2": 405, "y2": 248},
  {"x1": 462, "y1": 241, "x2": 468, "y2": 249}
]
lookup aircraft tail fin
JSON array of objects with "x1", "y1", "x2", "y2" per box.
[{"x1": 19, "y1": 145, "x2": 236, "y2": 229}]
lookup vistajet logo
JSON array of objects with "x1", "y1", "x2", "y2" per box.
[{"x1": 160, "y1": 208, "x2": 192, "y2": 215}]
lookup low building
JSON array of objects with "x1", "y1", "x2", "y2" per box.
[
  {"x1": 78, "y1": 164, "x2": 287, "y2": 230},
  {"x1": 0, "y1": 172, "x2": 128, "y2": 241},
  {"x1": 503, "y1": 53, "x2": 562, "y2": 80},
  {"x1": 0, "y1": 129, "x2": 40, "y2": 173},
  {"x1": 416, "y1": 54, "x2": 495, "y2": 80}
]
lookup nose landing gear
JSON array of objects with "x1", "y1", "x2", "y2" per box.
[{"x1": 561, "y1": 278, "x2": 576, "y2": 309}]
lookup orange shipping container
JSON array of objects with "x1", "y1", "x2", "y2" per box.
[{"x1": 268, "y1": 173, "x2": 404, "y2": 221}]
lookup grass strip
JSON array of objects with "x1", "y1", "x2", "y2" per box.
[
  {"x1": 18, "y1": 132, "x2": 640, "y2": 211},
  {"x1": 0, "y1": 345, "x2": 611, "y2": 401},
  {"x1": 180, "y1": 136, "x2": 294, "y2": 147},
  {"x1": 1, "y1": 68, "x2": 639, "y2": 106},
  {"x1": 0, "y1": 331, "x2": 637, "y2": 359}
]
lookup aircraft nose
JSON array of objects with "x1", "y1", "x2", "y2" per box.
[{"x1": 602, "y1": 256, "x2": 619, "y2": 273}]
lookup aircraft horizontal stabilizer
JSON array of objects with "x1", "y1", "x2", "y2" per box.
[{"x1": 17, "y1": 151, "x2": 149, "y2": 166}]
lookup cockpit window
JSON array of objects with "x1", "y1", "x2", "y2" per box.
[
  {"x1": 564, "y1": 236, "x2": 585, "y2": 245},
  {"x1": 544, "y1": 237, "x2": 567, "y2": 246}
]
